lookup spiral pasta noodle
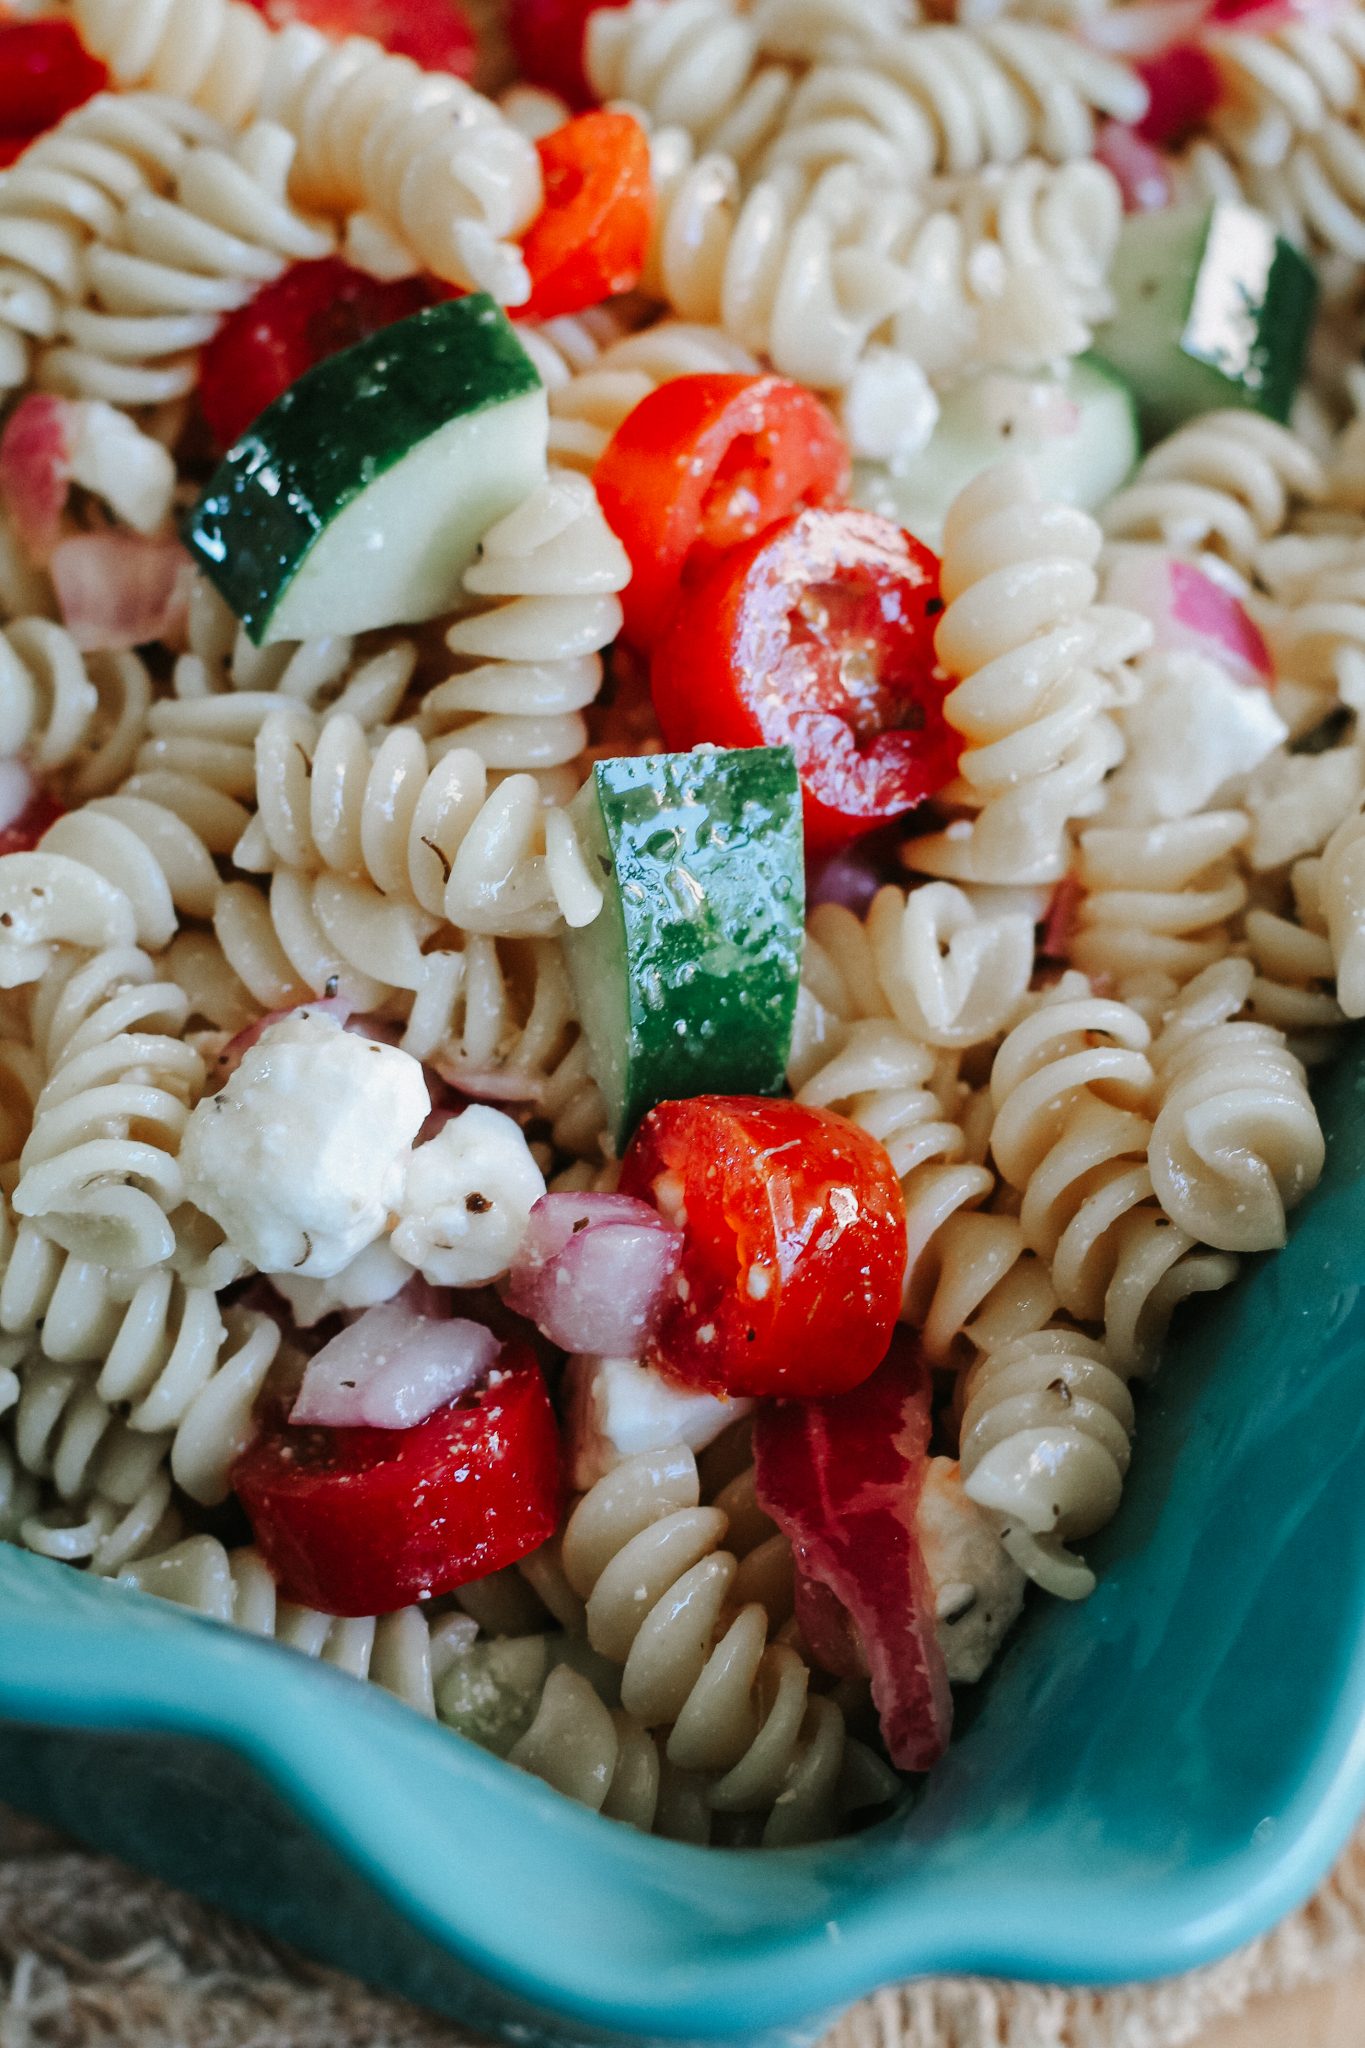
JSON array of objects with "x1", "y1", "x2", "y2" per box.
[
  {"x1": 8, "y1": 946, "x2": 206, "y2": 1276},
  {"x1": 1070, "y1": 811, "x2": 1250, "y2": 1013},
  {"x1": 418, "y1": 471, "x2": 631, "y2": 778},
  {"x1": 0, "y1": 618, "x2": 152, "y2": 802},
  {"x1": 521, "y1": 315, "x2": 761, "y2": 475},
  {"x1": 39, "y1": 121, "x2": 334, "y2": 410},
  {"x1": 906, "y1": 460, "x2": 1149, "y2": 886},
  {"x1": 958, "y1": 1326, "x2": 1134, "y2": 1600},
  {"x1": 119, "y1": 1533, "x2": 478, "y2": 1713},
  {"x1": 0, "y1": 91, "x2": 223, "y2": 394},
  {"x1": 1146, "y1": 960, "x2": 1325, "y2": 1254},
  {"x1": 1101, "y1": 411, "x2": 1327, "y2": 571}
]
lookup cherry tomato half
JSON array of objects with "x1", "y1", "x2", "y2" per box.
[
  {"x1": 0, "y1": 21, "x2": 108, "y2": 160},
  {"x1": 650, "y1": 505, "x2": 956, "y2": 856},
  {"x1": 1134, "y1": 41, "x2": 1221, "y2": 146},
  {"x1": 232, "y1": 1343, "x2": 563, "y2": 1615},
  {"x1": 618, "y1": 1096, "x2": 906, "y2": 1400},
  {"x1": 197, "y1": 258, "x2": 446, "y2": 451},
  {"x1": 595, "y1": 373, "x2": 849, "y2": 649},
  {"x1": 518, "y1": 112, "x2": 654, "y2": 322},
  {"x1": 508, "y1": 0, "x2": 628, "y2": 107},
  {"x1": 241, "y1": 0, "x2": 475, "y2": 75}
]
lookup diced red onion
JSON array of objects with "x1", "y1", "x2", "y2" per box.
[
  {"x1": 0, "y1": 393, "x2": 74, "y2": 566},
  {"x1": 504, "y1": 1193, "x2": 683, "y2": 1357},
  {"x1": 1108, "y1": 550, "x2": 1272, "y2": 690},
  {"x1": 291, "y1": 1302, "x2": 501, "y2": 1430},
  {"x1": 51, "y1": 530, "x2": 193, "y2": 651},
  {"x1": 0, "y1": 760, "x2": 36, "y2": 837},
  {"x1": 432, "y1": 1058, "x2": 546, "y2": 1105},
  {"x1": 1094, "y1": 121, "x2": 1174, "y2": 213},
  {"x1": 1039, "y1": 873, "x2": 1083, "y2": 963}
]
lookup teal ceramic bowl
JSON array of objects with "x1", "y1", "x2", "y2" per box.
[{"x1": 3, "y1": 1039, "x2": 1365, "y2": 2047}]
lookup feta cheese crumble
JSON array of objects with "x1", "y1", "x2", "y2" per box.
[
  {"x1": 916, "y1": 1457, "x2": 1027, "y2": 1684},
  {"x1": 179, "y1": 1011, "x2": 429, "y2": 1279},
  {"x1": 564, "y1": 1354, "x2": 753, "y2": 1491},
  {"x1": 391, "y1": 1104, "x2": 545, "y2": 1287}
]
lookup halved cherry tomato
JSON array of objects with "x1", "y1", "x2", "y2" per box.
[
  {"x1": 197, "y1": 259, "x2": 445, "y2": 451},
  {"x1": 241, "y1": 0, "x2": 475, "y2": 75},
  {"x1": 1134, "y1": 41, "x2": 1221, "y2": 145},
  {"x1": 0, "y1": 787, "x2": 63, "y2": 857},
  {"x1": 650, "y1": 505, "x2": 956, "y2": 855},
  {"x1": 0, "y1": 22, "x2": 108, "y2": 160},
  {"x1": 232, "y1": 1342, "x2": 563, "y2": 1616},
  {"x1": 518, "y1": 112, "x2": 654, "y2": 323},
  {"x1": 618, "y1": 1096, "x2": 906, "y2": 1400},
  {"x1": 508, "y1": 0, "x2": 629, "y2": 107},
  {"x1": 754, "y1": 1339, "x2": 952, "y2": 1772},
  {"x1": 596, "y1": 374, "x2": 849, "y2": 648}
]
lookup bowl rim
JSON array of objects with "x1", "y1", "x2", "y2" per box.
[{"x1": 2, "y1": 1547, "x2": 1365, "y2": 2042}]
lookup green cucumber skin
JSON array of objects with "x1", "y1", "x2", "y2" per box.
[
  {"x1": 567, "y1": 748, "x2": 806, "y2": 1151},
  {"x1": 187, "y1": 295, "x2": 543, "y2": 645}
]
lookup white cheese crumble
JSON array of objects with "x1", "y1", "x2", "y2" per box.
[
  {"x1": 268, "y1": 1234, "x2": 411, "y2": 1328},
  {"x1": 916, "y1": 1457, "x2": 1027, "y2": 1685},
  {"x1": 564, "y1": 1354, "x2": 753, "y2": 1491},
  {"x1": 179, "y1": 1011, "x2": 429, "y2": 1279},
  {"x1": 390, "y1": 1104, "x2": 545, "y2": 1288},
  {"x1": 1107, "y1": 650, "x2": 1287, "y2": 822}
]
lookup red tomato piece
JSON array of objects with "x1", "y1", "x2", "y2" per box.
[
  {"x1": 754, "y1": 1339, "x2": 952, "y2": 1773},
  {"x1": 0, "y1": 787, "x2": 63, "y2": 857},
  {"x1": 232, "y1": 1343, "x2": 563, "y2": 1615},
  {"x1": 596, "y1": 374, "x2": 849, "y2": 648},
  {"x1": 518, "y1": 112, "x2": 654, "y2": 323},
  {"x1": 618, "y1": 1096, "x2": 906, "y2": 1400},
  {"x1": 240, "y1": 0, "x2": 475, "y2": 74},
  {"x1": 197, "y1": 258, "x2": 444, "y2": 451},
  {"x1": 650, "y1": 505, "x2": 957, "y2": 856},
  {"x1": 0, "y1": 22, "x2": 107, "y2": 149},
  {"x1": 507, "y1": 0, "x2": 629, "y2": 107},
  {"x1": 1134, "y1": 41, "x2": 1221, "y2": 146}
]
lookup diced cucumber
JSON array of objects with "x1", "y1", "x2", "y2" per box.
[
  {"x1": 852, "y1": 356, "x2": 1139, "y2": 548},
  {"x1": 1093, "y1": 202, "x2": 1317, "y2": 440},
  {"x1": 566, "y1": 748, "x2": 805, "y2": 1151},
  {"x1": 187, "y1": 296, "x2": 548, "y2": 646}
]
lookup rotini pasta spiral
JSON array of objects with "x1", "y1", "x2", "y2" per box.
[
  {"x1": 118, "y1": 1533, "x2": 478, "y2": 1714},
  {"x1": 1146, "y1": 960, "x2": 1325, "y2": 1253},
  {"x1": 417, "y1": 471, "x2": 630, "y2": 778},
  {"x1": 70, "y1": 0, "x2": 276, "y2": 129},
  {"x1": 1101, "y1": 411, "x2": 1326, "y2": 571},
  {"x1": 1070, "y1": 811, "x2": 1250, "y2": 1013},
  {"x1": 0, "y1": 618, "x2": 152, "y2": 802},
  {"x1": 39, "y1": 121, "x2": 334, "y2": 410},
  {"x1": 555, "y1": 1444, "x2": 845, "y2": 1840},
  {"x1": 906, "y1": 460, "x2": 1149, "y2": 886},
  {"x1": 586, "y1": 0, "x2": 800, "y2": 172},
  {"x1": 9, "y1": 946, "x2": 206, "y2": 1275},
  {"x1": 522, "y1": 315, "x2": 761, "y2": 475},
  {"x1": 0, "y1": 91, "x2": 223, "y2": 394},
  {"x1": 958, "y1": 1326, "x2": 1134, "y2": 1600},
  {"x1": 1313, "y1": 799, "x2": 1365, "y2": 1017}
]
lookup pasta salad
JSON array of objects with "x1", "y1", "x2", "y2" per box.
[{"x1": 0, "y1": 0, "x2": 1355, "y2": 1848}]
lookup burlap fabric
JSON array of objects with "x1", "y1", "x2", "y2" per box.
[{"x1": 1, "y1": 1806, "x2": 1363, "y2": 2048}]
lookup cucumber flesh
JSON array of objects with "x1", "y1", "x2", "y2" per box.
[
  {"x1": 852, "y1": 356, "x2": 1139, "y2": 548},
  {"x1": 1093, "y1": 202, "x2": 1317, "y2": 440},
  {"x1": 188, "y1": 296, "x2": 548, "y2": 646},
  {"x1": 566, "y1": 748, "x2": 805, "y2": 1151}
]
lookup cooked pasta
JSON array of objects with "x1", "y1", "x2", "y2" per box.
[
  {"x1": 0, "y1": 618, "x2": 152, "y2": 801},
  {"x1": 906, "y1": 460, "x2": 1149, "y2": 885},
  {"x1": 1070, "y1": 811, "x2": 1251, "y2": 1013},
  {"x1": 119, "y1": 1533, "x2": 478, "y2": 1712},
  {"x1": 1101, "y1": 411, "x2": 1327, "y2": 570},
  {"x1": 39, "y1": 121, "x2": 334, "y2": 410}
]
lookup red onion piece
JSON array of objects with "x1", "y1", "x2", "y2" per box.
[
  {"x1": 51, "y1": 530, "x2": 193, "y2": 651},
  {"x1": 291, "y1": 1302, "x2": 500, "y2": 1430},
  {"x1": 1039, "y1": 873, "x2": 1083, "y2": 963},
  {"x1": 0, "y1": 393, "x2": 74, "y2": 566},
  {"x1": 1094, "y1": 121, "x2": 1173, "y2": 213},
  {"x1": 1108, "y1": 551, "x2": 1272, "y2": 690},
  {"x1": 0, "y1": 760, "x2": 35, "y2": 837},
  {"x1": 212, "y1": 995, "x2": 353, "y2": 1085},
  {"x1": 504, "y1": 1193, "x2": 683, "y2": 1357}
]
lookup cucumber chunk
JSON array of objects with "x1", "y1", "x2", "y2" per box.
[
  {"x1": 566, "y1": 748, "x2": 805, "y2": 1151},
  {"x1": 187, "y1": 295, "x2": 548, "y2": 646},
  {"x1": 852, "y1": 356, "x2": 1139, "y2": 548},
  {"x1": 1093, "y1": 202, "x2": 1317, "y2": 439}
]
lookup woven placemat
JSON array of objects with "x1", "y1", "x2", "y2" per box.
[{"x1": 2, "y1": 1807, "x2": 1364, "y2": 2048}]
